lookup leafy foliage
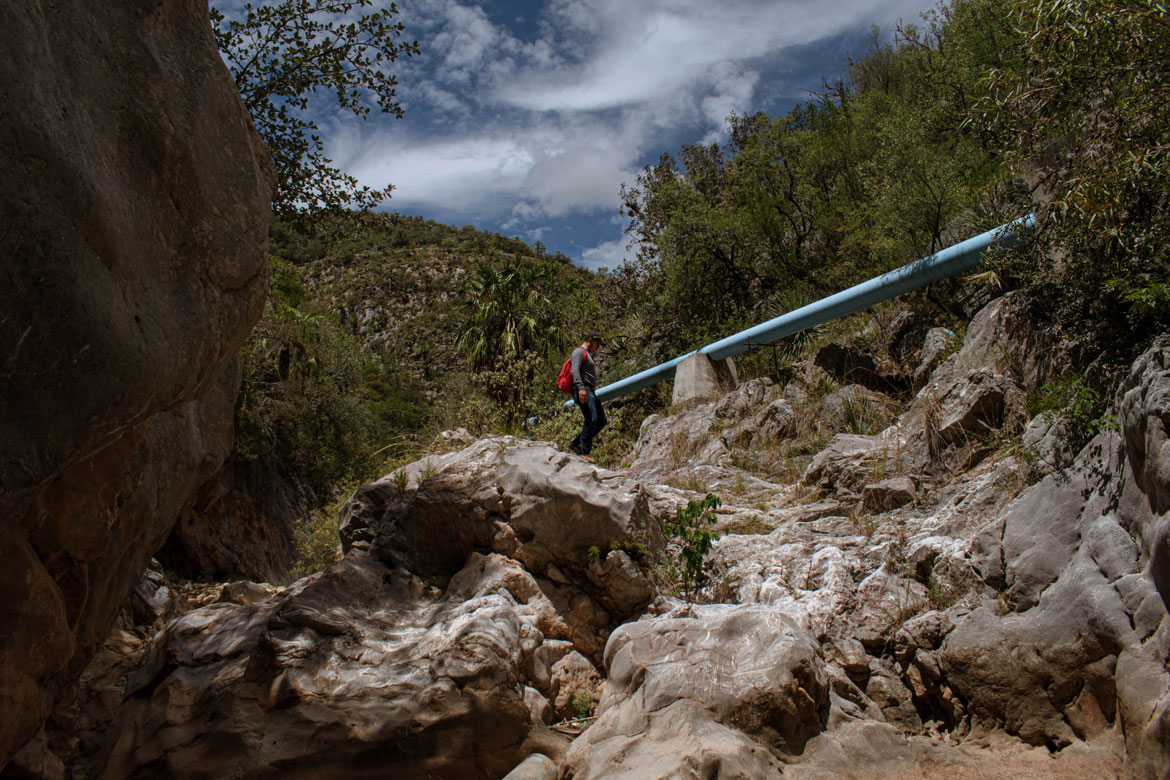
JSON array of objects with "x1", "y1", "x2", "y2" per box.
[
  {"x1": 1026, "y1": 376, "x2": 1117, "y2": 455},
  {"x1": 619, "y1": 4, "x2": 1014, "y2": 359},
  {"x1": 973, "y1": 0, "x2": 1170, "y2": 358},
  {"x1": 241, "y1": 214, "x2": 619, "y2": 518},
  {"x1": 455, "y1": 260, "x2": 568, "y2": 369},
  {"x1": 290, "y1": 497, "x2": 346, "y2": 579},
  {"x1": 236, "y1": 259, "x2": 387, "y2": 497},
  {"x1": 210, "y1": 0, "x2": 419, "y2": 220},
  {"x1": 664, "y1": 494, "x2": 722, "y2": 600},
  {"x1": 571, "y1": 689, "x2": 596, "y2": 717}
]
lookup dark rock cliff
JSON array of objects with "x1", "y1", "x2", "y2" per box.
[{"x1": 0, "y1": 0, "x2": 274, "y2": 767}]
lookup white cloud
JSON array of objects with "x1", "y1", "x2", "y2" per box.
[
  {"x1": 434, "y1": 3, "x2": 500, "y2": 68},
  {"x1": 320, "y1": 0, "x2": 937, "y2": 259},
  {"x1": 523, "y1": 145, "x2": 635, "y2": 217},
  {"x1": 495, "y1": 0, "x2": 925, "y2": 113},
  {"x1": 580, "y1": 236, "x2": 633, "y2": 271},
  {"x1": 341, "y1": 134, "x2": 533, "y2": 211}
]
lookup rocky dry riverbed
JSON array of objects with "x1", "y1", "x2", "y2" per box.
[{"x1": 10, "y1": 296, "x2": 1169, "y2": 779}]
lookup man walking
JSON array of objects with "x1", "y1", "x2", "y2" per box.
[{"x1": 569, "y1": 331, "x2": 606, "y2": 461}]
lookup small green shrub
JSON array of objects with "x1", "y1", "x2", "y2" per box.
[
  {"x1": 609, "y1": 539, "x2": 649, "y2": 564},
  {"x1": 926, "y1": 574, "x2": 958, "y2": 611},
  {"x1": 664, "y1": 494, "x2": 722, "y2": 600},
  {"x1": 290, "y1": 509, "x2": 341, "y2": 580},
  {"x1": 1026, "y1": 377, "x2": 1118, "y2": 455},
  {"x1": 572, "y1": 689, "x2": 595, "y2": 718},
  {"x1": 840, "y1": 395, "x2": 886, "y2": 436},
  {"x1": 813, "y1": 375, "x2": 840, "y2": 400},
  {"x1": 289, "y1": 483, "x2": 360, "y2": 579}
]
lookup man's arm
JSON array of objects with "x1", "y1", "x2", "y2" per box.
[{"x1": 570, "y1": 347, "x2": 587, "y2": 401}]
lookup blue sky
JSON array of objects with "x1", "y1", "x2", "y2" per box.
[{"x1": 315, "y1": 0, "x2": 940, "y2": 269}]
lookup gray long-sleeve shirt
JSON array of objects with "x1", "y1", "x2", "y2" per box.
[{"x1": 570, "y1": 346, "x2": 597, "y2": 393}]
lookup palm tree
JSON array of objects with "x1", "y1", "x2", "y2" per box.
[{"x1": 455, "y1": 259, "x2": 567, "y2": 369}]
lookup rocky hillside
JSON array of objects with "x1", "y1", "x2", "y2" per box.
[
  {"x1": 12, "y1": 294, "x2": 1168, "y2": 779},
  {"x1": 275, "y1": 214, "x2": 598, "y2": 398}
]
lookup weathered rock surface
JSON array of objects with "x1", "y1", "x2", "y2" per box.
[
  {"x1": 340, "y1": 438, "x2": 663, "y2": 630},
  {"x1": 914, "y1": 326, "x2": 957, "y2": 386},
  {"x1": 0, "y1": 0, "x2": 274, "y2": 766},
  {"x1": 862, "y1": 476, "x2": 917, "y2": 512},
  {"x1": 560, "y1": 604, "x2": 827, "y2": 779},
  {"x1": 803, "y1": 433, "x2": 897, "y2": 498},
  {"x1": 20, "y1": 298, "x2": 1170, "y2": 780},
  {"x1": 33, "y1": 439, "x2": 672, "y2": 778},
  {"x1": 159, "y1": 455, "x2": 300, "y2": 583},
  {"x1": 596, "y1": 301, "x2": 1170, "y2": 778},
  {"x1": 1120, "y1": 337, "x2": 1170, "y2": 604},
  {"x1": 0, "y1": 0, "x2": 273, "y2": 513},
  {"x1": 933, "y1": 337, "x2": 1170, "y2": 777},
  {"x1": 94, "y1": 552, "x2": 573, "y2": 780}
]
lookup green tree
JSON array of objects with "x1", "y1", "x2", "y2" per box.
[
  {"x1": 454, "y1": 260, "x2": 567, "y2": 369},
  {"x1": 210, "y1": 0, "x2": 419, "y2": 220},
  {"x1": 236, "y1": 259, "x2": 384, "y2": 497},
  {"x1": 619, "y1": 1, "x2": 1013, "y2": 359},
  {"x1": 973, "y1": 0, "x2": 1170, "y2": 358}
]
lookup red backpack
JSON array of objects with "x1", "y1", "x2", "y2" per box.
[{"x1": 556, "y1": 355, "x2": 574, "y2": 394}]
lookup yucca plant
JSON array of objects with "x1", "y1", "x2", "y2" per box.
[{"x1": 454, "y1": 258, "x2": 567, "y2": 369}]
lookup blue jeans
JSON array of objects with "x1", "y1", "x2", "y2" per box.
[{"x1": 570, "y1": 388, "x2": 607, "y2": 455}]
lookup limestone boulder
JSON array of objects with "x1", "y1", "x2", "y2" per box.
[
  {"x1": 338, "y1": 438, "x2": 663, "y2": 622},
  {"x1": 864, "y1": 659, "x2": 923, "y2": 730},
  {"x1": 892, "y1": 294, "x2": 1053, "y2": 474},
  {"x1": 943, "y1": 294, "x2": 1067, "y2": 390},
  {"x1": 851, "y1": 568, "x2": 928, "y2": 652},
  {"x1": 1119, "y1": 336, "x2": 1170, "y2": 608},
  {"x1": 628, "y1": 405, "x2": 728, "y2": 481},
  {"x1": 1020, "y1": 413, "x2": 1073, "y2": 475},
  {"x1": 94, "y1": 552, "x2": 568, "y2": 780},
  {"x1": 0, "y1": 0, "x2": 273, "y2": 765},
  {"x1": 722, "y1": 398, "x2": 797, "y2": 450},
  {"x1": 549, "y1": 650, "x2": 604, "y2": 719},
  {"x1": 0, "y1": 0, "x2": 273, "y2": 512},
  {"x1": 803, "y1": 433, "x2": 895, "y2": 497},
  {"x1": 128, "y1": 564, "x2": 182, "y2": 629},
  {"x1": 560, "y1": 604, "x2": 828, "y2": 778},
  {"x1": 913, "y1": 327, "x2": 958, "y2": 387},
  {"x1": 756, "y1": 398, "x2": 799, "y2": 443},
  {"x1": 1, "y1": 360, "x2": 246, "y2": 766},
  {"x1": 709, "y1": 535, "x2": 862, "y2": 639},
  {"x1": 933, "y1": 369, "x2": 1017, "y2": 445},
  {"x1": 861, "y1": 476, "x2": 917, "y2": 513},
  {"x1": 561, "y1": 699, "x2": 787, "y2": 779},
  {"x1": 945, "y1": 429, "x2": 1169, "y2": 772},
  {"x1": 713, "y1": 377, "x2": 778, "y2": 420}
]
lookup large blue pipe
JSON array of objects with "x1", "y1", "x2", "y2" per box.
[{"x1": 588, "y1": 214, "x2": 1035, "y2": 405}]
